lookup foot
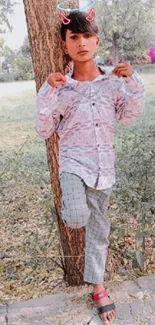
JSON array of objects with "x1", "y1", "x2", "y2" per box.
[{"x1": 93, "y1": 284, "x2": 116, "y2": 324}]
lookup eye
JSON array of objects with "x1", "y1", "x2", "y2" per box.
[
  {"x1": 85, "y1": 33, "x2": 92, "y2": 38},
  {"x1": 70, "y1": 35, "x2": 77, "y2": 40}
]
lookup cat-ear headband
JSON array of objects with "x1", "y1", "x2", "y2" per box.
[{"x1": 57, "y1": 0, "x2": 96, "y2": 25}]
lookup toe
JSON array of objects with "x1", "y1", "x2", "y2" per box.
[
  {"x1": 101, "y1": 311, "x2": 115, "y2": 324},
  {"x1": 101, "y1": 311, "x2": 109, "y2": 322},
  {"x1": 112, "y1": 309, "x2": 116, "y2": 320},
  {"x1": 107, "y1": 312, "x2": 113, "y2": 322}
]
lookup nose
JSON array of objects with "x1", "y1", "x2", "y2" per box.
[{"x1": 78, "y1": 37, "x2": 86, "y2": 48}]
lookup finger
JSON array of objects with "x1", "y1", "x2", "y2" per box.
[
  {"x1": 117, "y1": 70, "x2": 130, "y2": 77},
  {"x1": 54, "y1": 81, "x2": 66, "y2": 87},
  {"x1": 61, "y1": 82, "x2": 66, "y2": 87},
  {"x1": 115, "y1": 63, "x2": 127, "y2": 68},
  {"x1": 55, "y1": 77, "x2": 67, "y2": 85},
  {"x1": 113, "y1": 67, "x2": 130, "y2": 75},
  {"x1": 113, "y1": 64, "x2": 131, "y2": 74},
  {"x1": 112, "y1": 64, "x2": 126, "y2": 73},
  {"x1": 113, "y1": 69, "x2": 132, "y2": 78},
  {"x1": 55, "y1": 73, "x2": 67, "y2": 83}
]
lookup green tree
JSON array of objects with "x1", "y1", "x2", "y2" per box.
[
  {"x1": 20, "y1": 36, "x2": 31, "y2": 58},
  {"x1": 11, "y1": 36, "x2": 33, "y2": 79},
  {"x1": 1, "y1": 36, "x2": 33, "y2": 79},
  {"x1": 0, "y1": 0, "x2": 16, "y2": 72},
  {"x1": 0, "y1": 0, "x2": 15, "y2": 33},
  {"x1": 96, "y1": 0, "x2": 155, "y2": 64}
]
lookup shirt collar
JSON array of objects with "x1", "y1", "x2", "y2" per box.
[{"x1": 66, "y1": 65, "x2": 114, "y2": 85}]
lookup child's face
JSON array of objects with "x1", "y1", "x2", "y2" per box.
[{"x1": 64, "y1": 30, "x2": 99, "y2": 62}]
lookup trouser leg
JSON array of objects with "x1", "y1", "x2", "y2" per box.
[
  {"x1": 84, "y1": 187, "x2": 112, "y2": 284},
  {"x1": 60, "y1": 172, "x2": 91, "y2": 229},
  {"x1": 60, "y1": 172, "x2": 112, "y2": 284}
]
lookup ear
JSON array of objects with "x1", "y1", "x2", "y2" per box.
[
  {"x1": 62, "y1": 40, "x2": 67, "y2": 52},
  {"x1": 96, "y1": 37, "x2": 99, "y2": 46}
]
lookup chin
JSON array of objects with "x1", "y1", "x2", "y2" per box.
[{"x1": 74, "y1": 56, "x2": 93, "y2": 62}]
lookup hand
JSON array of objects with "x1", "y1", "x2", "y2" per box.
[
  {"x1": 47, "y1": 72, "x2": 67, "y2": 87},
  {"x1": 112, "y1": 63, "x2": 133, "y2": 78}
]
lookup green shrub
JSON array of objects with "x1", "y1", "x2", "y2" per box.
[{"x1": 0, "y1": 71, "x2": 34, "y2": 82}]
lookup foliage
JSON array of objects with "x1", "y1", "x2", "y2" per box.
[
  {"x1": 0, "y1": 0, "x2": 15, "y2": 33},
  {"x1": 95, "y1": 0, "x2": 155, "y2": 63},
  {"x1": 1, "y1": 36, "x2": 33, "y2": 81},
  {"x1": 148, "y1": 47, "x2": 155, "y2": 63},
  {"x1": 12, "y1": 56, "x2": 33, "y2": 79},
  {"x1": 0, "y1": 0, "x2": 15, "y2": 68},
  {"x1": 0, "y1": 70, "x2": 33, "y2": 82}
]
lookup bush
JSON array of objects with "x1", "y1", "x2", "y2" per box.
[
  {"x1": 0, "y1": 71, "x2": 34, "y2": 82},
  {"x1": 134, "y1": 64, "x2": 155, "y2": 73}
]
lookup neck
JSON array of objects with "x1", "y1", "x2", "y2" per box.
[{"x1": 72, "y1": 59, "x2": 102, "y2": 81}]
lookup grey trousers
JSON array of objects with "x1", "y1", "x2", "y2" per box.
[{"x1": 60, "y1": 172, "x2": 112, "y2": 284}]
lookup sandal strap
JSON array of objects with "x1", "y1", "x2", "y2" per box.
[
  {"x1": 94, "y1": 290, "x2": 109, "y2": 301},
  {"x1": 98, "y1": 303, "x2": 116, "y2": 315}
]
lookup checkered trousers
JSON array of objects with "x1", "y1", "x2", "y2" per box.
[{"x1": 60, "y1": 172, "x2": 112, "y2": 284}]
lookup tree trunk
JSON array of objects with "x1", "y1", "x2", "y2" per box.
[
  {"x1": 113, "y1": 32, "x2": 119, "y2": 66},
  {"x1": 23, "y1": 0, "x2": 85, "y2": 286}
]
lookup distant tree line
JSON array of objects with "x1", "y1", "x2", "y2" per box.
[
  {"x1": 0, "y1": 36, "x2": 33, "y2": 82},
  {"x1": 0, "y1": 0, "x2": 33, "y2": 82}
]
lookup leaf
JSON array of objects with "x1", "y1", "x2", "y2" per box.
[
  {"x1": 111, "y1": 203, "x2": 118, "y2": 210},
  {"x1": 133, "y1": 251, "x2": 144, "y2": 271},
  {"x1": 136, "y1": 229, "x2": 144, "y2": 249}
]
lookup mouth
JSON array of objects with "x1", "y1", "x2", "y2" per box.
[{"x1": 78, "y1": 50, "x2": 89, "y2": 55}]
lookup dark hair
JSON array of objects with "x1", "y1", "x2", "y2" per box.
[{"x1": 61, "y1": 11, "x2": 98, "y2": 41}]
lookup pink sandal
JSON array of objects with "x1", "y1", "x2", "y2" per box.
[{"x1": 93, "y1": 290, "x2": 116, "y2": 317}]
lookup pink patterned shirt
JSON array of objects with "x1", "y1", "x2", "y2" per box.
[{"x1": 36, "y1": 68, "x2": 145, "y2": 189}]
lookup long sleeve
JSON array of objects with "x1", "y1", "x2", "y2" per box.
[
  {"x1": 36, "y1": 81, "x2": 62, "y2": 139},
  {"x1": 115, "y1": 71, "x2": 145, "y2": 127}
]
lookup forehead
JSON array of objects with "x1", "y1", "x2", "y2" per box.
[{"x1": 66, "y1": 30, "x2": 95, "y2": 36}]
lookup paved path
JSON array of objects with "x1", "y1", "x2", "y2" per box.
[
  {"x1": 0, "y1": 275, "x2": 155, "y2": 325},
  {"x1": 0, "y1": 80, "x2": 35, "y2": 97}
]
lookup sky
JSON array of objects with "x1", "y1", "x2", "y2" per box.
[
  {"x1": 2, "y1": 1, "x2": 28, "y2": 50},
  {"x1": 2, "y1": 0, "x2": 93, "y2": 50}
]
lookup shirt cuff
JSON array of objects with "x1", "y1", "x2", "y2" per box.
[
  {"x1": 39, "y1": 80, "x2": 58, "y2": 96},
  {"x1": 122, "y1": 71, "x2": 144, "y2": 92},
  {"x1": 123, "y1": 70, "x2": 143, "y2": 85}
]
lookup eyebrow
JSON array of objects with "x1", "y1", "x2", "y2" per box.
[{"x1": 69, "y1": 31, "x2": 91, "y2": 35}]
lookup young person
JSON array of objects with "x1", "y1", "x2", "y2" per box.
[{"x1": 36, "y1": 11, "x2": 145, "y2": 324}]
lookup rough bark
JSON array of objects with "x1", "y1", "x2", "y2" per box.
[
  {"x1": 23, "y1": 0, "x2": 85, "y2": 286},
  {"x1": 113, "y1": 32, "x2": 119, "y2": 65}
]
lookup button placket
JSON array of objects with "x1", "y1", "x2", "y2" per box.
[{"x1": 91, "y1": 98, "x2": 101, "y2": 177}]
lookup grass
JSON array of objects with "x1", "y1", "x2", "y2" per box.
[{"x1": 0, "y1": 72, "x2": 155, "y2": 304}]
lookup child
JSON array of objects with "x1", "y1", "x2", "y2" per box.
[{"x1": 36, "y1": 11, "x2": 145, "y2": 324}]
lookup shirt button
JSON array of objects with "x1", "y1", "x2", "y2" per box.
[
  {"x1": 97, "y1": 144, "x2": 100, "y2": 148},
  {"x1": 96, "y1": 123, "x2": 99, "y2": 127},
  {"x1": 92, "y1": 103, "x2": 95, "y2": 106}
]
